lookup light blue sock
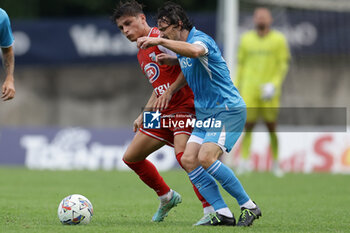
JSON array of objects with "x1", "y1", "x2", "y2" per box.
[
  {"x1": 206, "y1": 160, "x2": 250, "y2": 205},
  {"x1": 188, "y1": 166, "x2": 227, "y2": 210}
]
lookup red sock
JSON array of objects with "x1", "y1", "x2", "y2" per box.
[
  {"x1": 123, "y1": 158, "x2": 170, "y2": 196},
  {"x1": 176, "y1": 152, "x2": 211, "y2": 208}
]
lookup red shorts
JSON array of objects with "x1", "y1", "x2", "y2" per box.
[{"x1": 139, "y1": 112, "x2": 195, "y2": 147}]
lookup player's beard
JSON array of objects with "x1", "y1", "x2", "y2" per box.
[{"x1": 256, "y1": 23, "x2": 267, "y2": 31}]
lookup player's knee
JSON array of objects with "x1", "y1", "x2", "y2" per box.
[
  {"x1": 245, "y1": 122, "x2": 256, "y2": 132},
  {"x1": 198, "y1": 148, "x2": 218, "y2": 169},
  {"x1": 265, "y1": 122, "x2": 277, "y2": 132},
  {"x1": 122, "y1": 154, "x2": 133, "y2": 163},
  {"x1": 198, "y1": 153, "x2": 214, "y2": 169},
  {"x1": 180, "y1": 153, "x2": 196, "y2": 172},
  {"x1": 180, "y1": 154, "x2": 191, "y2": 169},
  {"x1": 123, "y1": 151, "x2": 140, "y2": 163}
]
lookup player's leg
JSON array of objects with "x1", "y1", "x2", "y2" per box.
[
  {"x1": 238, "y1": 121, "x2": 256, "y2": 174},
  {"x1": 242, "y1": 122, "x2": 256, "y2": 160},
  {"x1": 262, "y1": 97, "x2": 282, "y2": 176},
  {"x1": 123, "y1": 131, "x2": 180, "y2": 222},
  {"x1": 173, "y1": 133, "x2": 214, "y2": 222},
  {"x1": 198, "y1": 109, "x2": 261, "y2": 227},
  {"x1": 198, "y1": 142, "x2": 261, "y2": 226},
  {"x1": 198, "y1": 142, "x2": 253, "y2": 205},
  {"x1": 239, "y1": 93, "x2": 259, "y2": 174},
  {"x1": 265, "y1": 121, "x2": 283, "y2": 176},
  {"x1": 123, "y1": 131, "x2": 170, "y2": 196},
  {"x1": 181, "y1": 136, "x2": 234, "y2": 226},
  {"x1": 265, "y1": 121, "x2": 278, "y2": 160}
]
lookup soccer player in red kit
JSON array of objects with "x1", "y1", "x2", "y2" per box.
[{"x1": 111, "y1": 0, "x2": 213, "y2": 223}]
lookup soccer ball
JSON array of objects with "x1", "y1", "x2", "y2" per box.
[{"x1": 57, "y1": 194, "x2": 93, "y2": 225}]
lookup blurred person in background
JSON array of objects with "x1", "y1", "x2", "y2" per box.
[
  {"x1": 235, "y1": 7, "x2": 290, "y2": 176},
  {"x1": 111, "y1": 0, "x2": 214, "y2": 223},
  {"x1": 0, "y1": 8, "x2": 15, "y2": 101}
]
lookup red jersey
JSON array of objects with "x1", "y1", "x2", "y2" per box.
[{"x1": 137, "y1": 27, "x2": 194, "y2": 115}]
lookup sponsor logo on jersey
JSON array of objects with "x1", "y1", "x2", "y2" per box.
[
  {"x1": 154, "y1": 83, "x2": 170, "y2": 96},
  {"x1": 144, "y1": 63, "x2": 160, "y2": 83},
  {"x1": 179, "y1": 57, "x2": 192, "y2": 69}
]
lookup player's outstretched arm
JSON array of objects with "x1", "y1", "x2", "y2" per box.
[
  {"x1": 153, "y1": 72, "x2": 187, "y2": 111},
  {"x1": 137, "y1": 37, "x2": 206, "y2": 58},
  {"x1": 1, "y1": 47, "x2": 15, "y2": 101}
]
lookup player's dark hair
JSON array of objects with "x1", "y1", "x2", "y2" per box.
[
  {"x1": 157, "y1": 1, "x2": 193, "y2": 31},
  {"x1": 111, "y1": 0, "x2": 144, "y2": 23}
]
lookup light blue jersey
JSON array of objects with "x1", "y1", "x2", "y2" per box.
[
  {"x1": 179, "y1": 29, "x2": 252, "y2": 211},
  {"x1": 177, "y1": 27, "x2": 245, "y2": 121},
  {"x1": 177, "y1": 27, "x2": 247, "y2": 152},
  {"x1": 0, "y1": 8, "x2": 14, "y2": 48}
]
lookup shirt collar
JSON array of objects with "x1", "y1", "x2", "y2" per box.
[{"x1": 186, "y1": 27, "x2": 196, "y2": 42}]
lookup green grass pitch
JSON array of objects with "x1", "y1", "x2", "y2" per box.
[{"x1": 0, "y1": 167, "x2": 349, "y2": 233}]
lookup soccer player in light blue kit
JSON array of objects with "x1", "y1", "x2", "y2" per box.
[
  {"x1": 0, "y1": 8, "x2": 15, "y2": 101},
  {"x1": 137, "y1": 2, "x2": 261, "y2": 227}
]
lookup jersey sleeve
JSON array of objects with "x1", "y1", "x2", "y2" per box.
[
  {"x1": 234, "y1": 34, "x2": 247, "y2": 90},
  {"x1": 192, "y1": 34, "x2": 213, "y2": 56},
  {"x1": 0, "y1": 10, "x2": 14, "y2": 48},
  {"x1": 271, "y1": 34, "x2": 290, "y2": 89},
  {"x1": 193, "y1": 41, "x2": 209, "y2": 55},
  {"x1": 158, "y1": 45, "x2": 177, "y2": 56}
]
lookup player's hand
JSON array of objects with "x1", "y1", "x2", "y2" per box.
[
  {"x1": 156, "y1": 53, "x2": 178, "y2": 66},
  {"x1": 137, "y1": 37, "x2": 161, "y2": 49},
  {"x1": 261, "y1": 82, "x2": 275, "y2": 100},
  {"x1": 133, "y1": 114, "x2": 143, "y2": 132},
  {"x1": 153, "y1": 90, "x2": 172, "y2": 111},
  {"x1": 1, "y1": 77, "x2": 15, "y2": 101}
]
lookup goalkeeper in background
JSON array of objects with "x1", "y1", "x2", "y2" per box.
[{"x1": 235, "y1": 7, "x2": 290, "y2": 176}]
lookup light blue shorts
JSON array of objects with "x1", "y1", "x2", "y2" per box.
[{"x1": 188, "y1": 108, "x2": 246, "y2": 153}]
